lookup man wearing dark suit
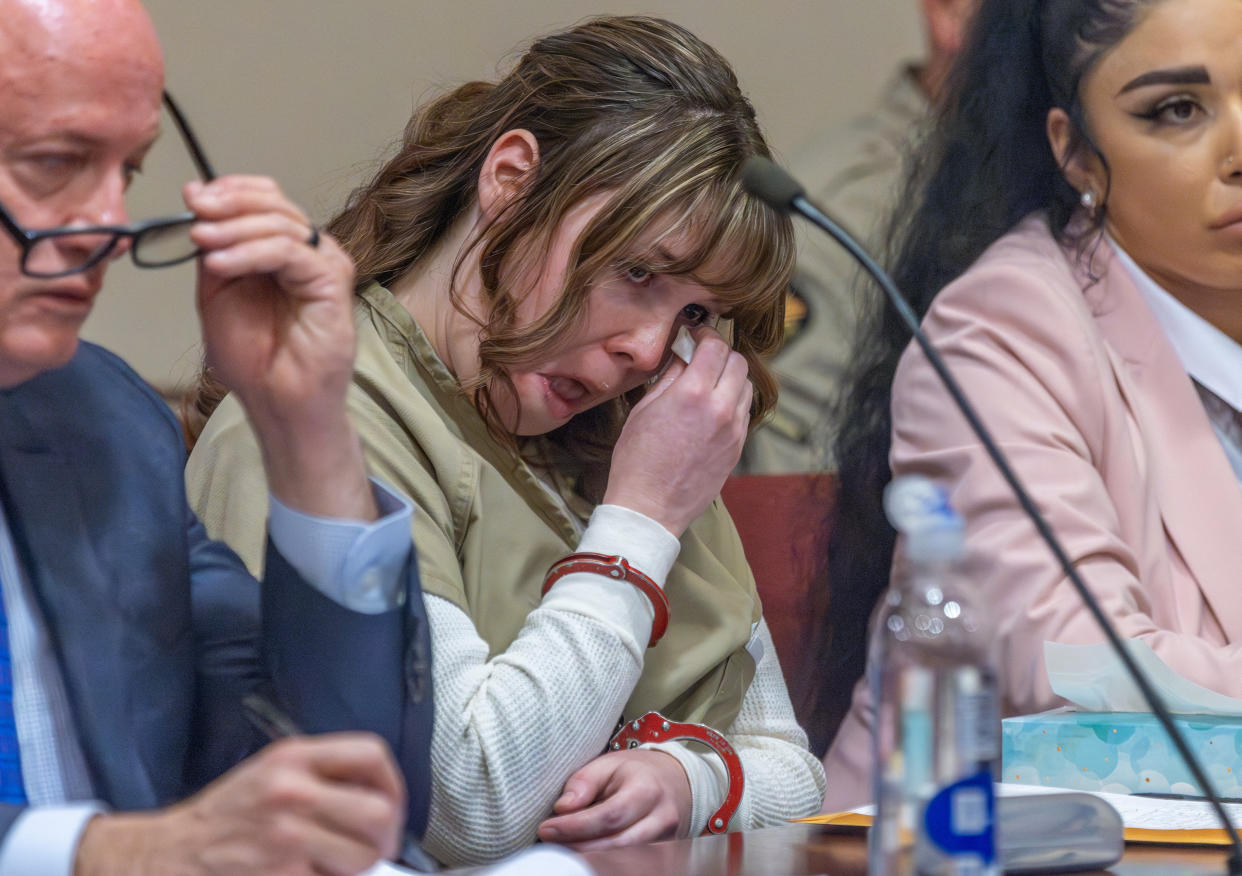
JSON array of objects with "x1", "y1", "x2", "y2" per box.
[{"x1": 0, "y1": 0, "x2": 432, "y2": 873}]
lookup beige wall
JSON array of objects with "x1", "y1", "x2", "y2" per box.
[{"x1": 82, "y1": 1, "x2": 922, "y2": 389}]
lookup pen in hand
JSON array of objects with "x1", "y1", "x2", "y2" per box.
[{"x1": 241, "y1": 693, "x2": 440, "y2": 874}]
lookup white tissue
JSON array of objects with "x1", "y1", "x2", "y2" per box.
[
  {"x1": 671, "y1": 325, "x2": 697, "y2": 364},
  {"x1": 1044, "y1": 639, "x2": 1242, "y2": 715}
]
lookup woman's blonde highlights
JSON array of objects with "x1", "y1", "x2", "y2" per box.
[{"x1": 333, "y1": 16, "x2": 793, "y2": 461}]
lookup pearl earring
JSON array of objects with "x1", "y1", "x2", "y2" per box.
[{"x1": 1080, "y1": 190, "x2": 1097, "y2": 209}]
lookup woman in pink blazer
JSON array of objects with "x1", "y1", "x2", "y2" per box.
[{"x1": 822, "y1": 0, "x2": 1242, "y2": 810}]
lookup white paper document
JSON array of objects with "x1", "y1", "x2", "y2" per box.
[
  {"x1": 1044, "y1": 639, "x2": 1242, "y2": 715},
  {"x1": 1073, "y1": 788, "x2": 1242, "y2": 831},
  {"x1": 359, "y1": 863, "x2": 416, "y2": 876},
  {"x1": 358, "y1": 845, "x2": 594, "y2": 876},
  {"x1": 999, "y1": 782, "x2": 1242, "y2": 831},
  {"x1": 855, "y1": 783, "x2": 1242, "y2": 832}
]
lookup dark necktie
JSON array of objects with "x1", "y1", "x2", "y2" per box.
[{"x1": 0, "y1": 579, "x2": 27, "y2": 804}]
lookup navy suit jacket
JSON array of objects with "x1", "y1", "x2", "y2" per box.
[{"x1": 0, "y1": 342, "x2": 433, "y2": 841}]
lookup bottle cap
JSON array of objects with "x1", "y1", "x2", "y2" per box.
[{"x1": 884, "y1": 475, "x2": 964, "y2": 562}]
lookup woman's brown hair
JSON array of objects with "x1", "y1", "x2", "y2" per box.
[{"x1": 186, "y1": 15, "x2": 792, "y2": 466}]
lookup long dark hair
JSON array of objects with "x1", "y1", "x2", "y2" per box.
[{"x1": 822, "y1": 0, "x2": 1162, "y2": 736}]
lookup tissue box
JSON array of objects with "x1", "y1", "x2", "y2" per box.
[{"x1": 1002, "y1": 711, "x2": 1242, "y2": 799}]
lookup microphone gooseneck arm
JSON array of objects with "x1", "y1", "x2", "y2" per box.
[{"x1": 742, "y1": 155, "x2": 1242, "y2": 875}]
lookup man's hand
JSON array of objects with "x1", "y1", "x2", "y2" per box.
[
  {"x1": 74, "y1": 733, "x2": 404, "y2": 876},
  {"x1": 186, "y1": 176, "x2": 375, "y2": 521},
  {"x1": 535, "y1": 749, "x2": 692, "y2": 851}
]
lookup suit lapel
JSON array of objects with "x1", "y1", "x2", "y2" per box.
[
  {"x1": 1087, "y1": 247, "x2": 1242, "y2": 637},
  {"x1": 0, "y1": 390, "x2": 159, "y2": 808}
]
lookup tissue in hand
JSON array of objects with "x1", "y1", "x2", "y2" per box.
[{"x1": 671, "y1": 325, "x2": 697, "y2": 364}]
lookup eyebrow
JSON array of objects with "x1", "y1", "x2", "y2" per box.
[
  {"x1": 1116, "y1": 66, "x2": 1211, "y2": 96},
  {"x1": 26, "y1": 126, "x2": 161, "y2": 153}
]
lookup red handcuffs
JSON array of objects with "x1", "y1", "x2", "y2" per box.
[
  {"x1": 542, "y1": 553, "x2": 669, "y2": 648},
  {"x1": 609, "y1": 711, "x2": 745, "y2": 835}
]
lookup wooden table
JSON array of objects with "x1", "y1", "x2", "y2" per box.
[{"x1": 566, "y1": 823, "x2": 1225, "y2": 875}]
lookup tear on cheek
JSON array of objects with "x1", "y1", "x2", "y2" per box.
[{"x1": 671, "y1": 325, "x2": 697, "y2": 364}]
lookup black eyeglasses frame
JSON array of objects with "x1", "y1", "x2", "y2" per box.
[{"x1": 0, "y1": 91, "x2": 217, "y2": 279}]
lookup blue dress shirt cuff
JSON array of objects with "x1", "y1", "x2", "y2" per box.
[
  {"x1": 0, "y1": 802, "x2": 106, "y2": 876},
  {"x1": 267, "y1": 478, "x2": 413, "y2": 615}
]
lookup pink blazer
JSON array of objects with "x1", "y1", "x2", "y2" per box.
[{"x1": 821, "y1": 214, "x2": 1242, "y2": 811}]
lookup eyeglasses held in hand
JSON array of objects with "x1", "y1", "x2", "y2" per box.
[{"x1": 0, "y1": 91, "x2": 216, "y2": 279}]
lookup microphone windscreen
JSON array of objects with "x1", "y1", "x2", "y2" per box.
[{"x1": 741, "y1": 156, "x2": 805, "y2": 212}]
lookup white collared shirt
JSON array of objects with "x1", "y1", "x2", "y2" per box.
[{"x1": 1111, "y1": 240, "x2": 1242, "y2": 481}]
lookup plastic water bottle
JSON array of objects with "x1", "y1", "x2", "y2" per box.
[{"x1": 867, "y1": 476, "x2": 999, "y2": 876}]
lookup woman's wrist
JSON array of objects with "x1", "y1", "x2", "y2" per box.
[
  {"x1": 579, "y1": 504, "x2": 681, "y2": 585},
  {"x1": 543, "y1": 554, "x2": 669, "y2": 647},
  {"x1": 599, "y1": 488, "x2": 688, "y2": 538}
]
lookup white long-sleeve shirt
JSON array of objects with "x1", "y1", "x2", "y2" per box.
[{"x1": 422, "y1": 504, "x2": 826, "y2": 867}]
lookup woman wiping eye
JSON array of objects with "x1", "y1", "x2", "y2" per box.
[{"x1": 184, "y1": 14, "x2": 822, "y2": 867}]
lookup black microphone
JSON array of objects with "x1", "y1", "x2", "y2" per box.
[{"x1": 743, "y1": 155, "x2": 1242, "y2": 874}]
